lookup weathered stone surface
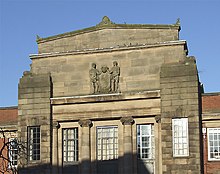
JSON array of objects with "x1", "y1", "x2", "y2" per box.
[
  {"x1": 160, "y1": 62, "x2": 202, "y2": 174},
  {"x1": 18, "y1": 73, "x2": 52, "y2": 172},
  {"x1": 37, "y1": 17, "x2": 180, "y2": 54}
]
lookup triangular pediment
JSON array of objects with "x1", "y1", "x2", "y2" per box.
[{"x1": 37, "y1": 16, "x2": 181, "y2": 54}]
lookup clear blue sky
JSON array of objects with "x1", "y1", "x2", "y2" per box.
[{"x1": 0, "y1": 0, "x2": 220, "y2": 107}]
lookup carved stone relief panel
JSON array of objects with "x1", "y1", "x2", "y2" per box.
[{"x1": 89, "y1": 61, "x2": 120, "y2": 94}]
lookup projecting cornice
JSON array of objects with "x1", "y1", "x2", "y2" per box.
[
  {"x1": 50, "y1": 90, "x2": 160, "y2": 105},
  {"x1": 36, "y1": 16, "x2": 181, "y2": 44},
  {"x1": 30, "y1": 40, "x2": 187, "y2": 59}
]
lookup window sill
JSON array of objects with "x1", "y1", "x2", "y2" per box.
[
  {"x1": 28, "y1": 160, "x2": 41, "y2": 165},
  {"x1": 173, "y1": 155, "x2": 190, "y2": 158},
  {"x1": 63, "y1": 162, "x2": 79, "y2": 165},
  {"x1": 208, "y1": 159, "x2": 220, "y2": 162}
]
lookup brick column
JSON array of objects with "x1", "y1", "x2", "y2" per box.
[
  {"x1": 120, "y1": 116, "x2": 134, "y2": 174},
  {"x1": 78, "y1": 119, "x2": 92, "y2": 174},
  {"x1": 52, "y1": 121, "x2": 59, "y2": 174}
]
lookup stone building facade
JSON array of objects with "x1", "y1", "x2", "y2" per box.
[{"x1": 18, "y1": 17, "x2": 203, "y2": 173}]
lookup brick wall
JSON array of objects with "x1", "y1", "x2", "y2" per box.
[
  {"x1": 0, "y1": 107, "x2": 17, "y2": 125},
  {"x1": 202, "y1": 93, "x2": 220, "y2": 112},
  {"x1": 202, "y1": 93, "x2": 220, "y2": 174}
]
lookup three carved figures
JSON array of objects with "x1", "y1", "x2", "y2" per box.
[{"x1": 89, "y1": 61, "x2": 120, "y2": 94}]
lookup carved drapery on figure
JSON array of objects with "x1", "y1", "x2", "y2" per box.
[{"x1": 89, "y1": 61, "x2": 120, "y2": 94}]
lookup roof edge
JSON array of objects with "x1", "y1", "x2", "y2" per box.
[
  {"x1": 202, "y1": 92, "x2": 220, "y2": 96},
  {"x1": 36, "y1": 16, "x2": 181, "y2": 44},
  {"x1": 0, "y1": 106, "x2": 18, "y2": 110}
]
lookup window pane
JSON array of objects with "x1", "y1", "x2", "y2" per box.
[
  {"x1": 137, "y1": 124, "x2": 154, "y2": 159},
  {"x1": 9, "y1": 138, "x2": 18, "y2": 167},
  {"x1": 28, "y1": 126, "x2": 40, "y2": 161},
  {"x1": 208, "y1": 128, "x2": 220, "y2": 160},
  {"x1": 172, "y1": 118, "x2": 189, "y2": 157},
  {"x1": 63, "y1": 128, "x2": 78, "y2": 162},
  {"x1": 96, "y1": 126, "x2": 118, "y2": 161}
]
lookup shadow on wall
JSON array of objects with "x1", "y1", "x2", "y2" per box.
[{"x1": 18, "y1": 153, "x2": 153, "y2": 174}]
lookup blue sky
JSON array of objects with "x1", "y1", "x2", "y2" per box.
[{"x1": 0, "y1": 0, "x2": 219, "y2": 107}]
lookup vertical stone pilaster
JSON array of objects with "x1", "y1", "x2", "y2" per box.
[
  {"x1": 120, "y1": 116, "x2": 134, "y2": 174},
  {"x1": 155, "y1": 115, "x2": 162, "y2": 174},
  {"x1": 78, "y1": 119, "x2": 92, "y2": 174},
  {"x1": 52, "y1": 121, "x2": 59, "y2": 174}
]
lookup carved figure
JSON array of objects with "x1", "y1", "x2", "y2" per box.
[
  {"x1": 110, "y1": 61, "x2": 120, "y2": 92},
  {"x1": 89, "y1": 61, "x2": 120, "y2": 94},
  {"x1": 89, "y1": 63, "x2": 100, "y2": 93}
]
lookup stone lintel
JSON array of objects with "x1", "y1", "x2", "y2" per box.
[{"x1": 50, "y1": 90, "x2": 160, "y2": 105}]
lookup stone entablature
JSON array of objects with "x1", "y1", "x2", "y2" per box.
[{"x1": 51, "y1": 90, "x2": 161, "y2": 122}]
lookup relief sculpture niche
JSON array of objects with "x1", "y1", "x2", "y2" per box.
[{"x1": 89, "y1": 61, "x2": 120, "y2": 94}]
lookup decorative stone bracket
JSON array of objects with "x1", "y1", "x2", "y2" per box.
[
  {"x1": 155, "y1": 115, "x2": 161, "y2": 123},
  {"x1": 78, "y1": 119, "x2": 92, "y2": 127},
  {"x1": 120, "y1": 116, "x2": 134, "y2": 125},
  {"x1": 53, "y1": 121, "x2": 60, "y2": 129}
]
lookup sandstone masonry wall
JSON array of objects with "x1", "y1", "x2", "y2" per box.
[
  {"x1": 18, "y1": 73, "x2": 51, "y2": 173},
  {"x1": 160, "y1": 58, "x2": 202, "y2": 174},
  {"x1": 31, "y1": 44, "x2": 186, "y2": 98}
]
